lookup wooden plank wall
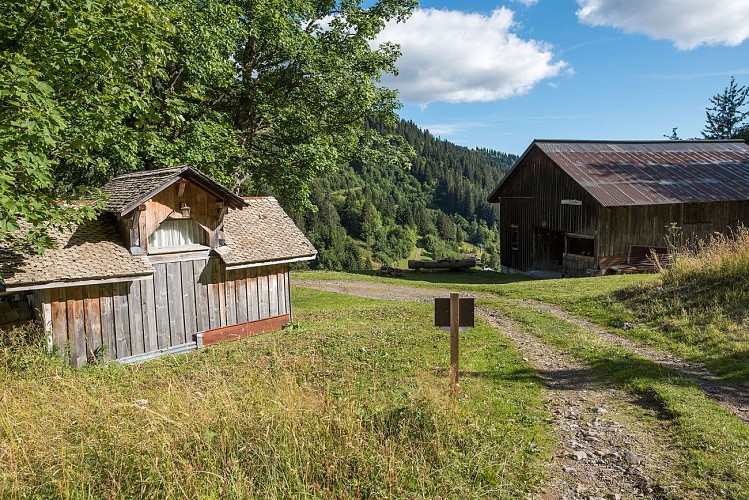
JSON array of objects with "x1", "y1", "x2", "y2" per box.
[
  {"x1": 45, "y1": 260, "x2": 291, "y2": 367},
  {"x1": 596, "y1": 201, "x2": 749, "y2": 260},
  {"x1": 496, "y1": 147, "x2": 599, "y2": 271}
]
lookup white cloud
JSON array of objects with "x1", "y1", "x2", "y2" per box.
[
  {"x1": 376, "y1": 8, "x2": 567, "y2": 106},
  {"x1": 513, "y1": 0, "x2": 538, "y2": 5},
  {"x1": 577, "y1": 0, "x2": 749, "y2": 50}
]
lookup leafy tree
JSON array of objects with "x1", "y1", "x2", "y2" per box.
[
  {"x1": 1, "y1": 0, "x2": 416, "y2": 252},
  {"x1": 703, "y1": 77, "x2": 749, "y2": 139},
  {"x1": 294, "y1": 118, "x2": 515, "y2": 270},
  {"x1": 0, "y1": 0, "x2": 171, "y2": 251}
]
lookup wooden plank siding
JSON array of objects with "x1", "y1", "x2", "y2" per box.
[
  {"x1": 497, "y1": 148, "x2": 599, "y2": 272},
  {"x1": 495, "y1": 145, "x2": 749, "y2": 274},
  {"x1": 41, "y1": 259, "x2": 292, "y2": 365},
  {"x1": 596, "y1": 201, "x2": 749, "y2": 266}
]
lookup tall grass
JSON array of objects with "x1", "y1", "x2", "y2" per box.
[
  {"x1": 0, "y1": 289, "x2": 550, "y2": 498},
  {"x1": 0, "y1": 323, "x2": 63, "y2": 377},
  {"x1": 663, "y1": 225, "x2": 749, "y2": 288}
]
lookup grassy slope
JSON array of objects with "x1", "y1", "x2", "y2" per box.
[
  {"x1": 295, "y1": 269, "x2": 749, "y2": 384},
  {"x1": 0, "y1": 289, "x2": 551, "y2": 498},
  {"x1": 292, "y1": 269, "x2": 749, "y2": 496}
]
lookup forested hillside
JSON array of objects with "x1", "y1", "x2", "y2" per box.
[{"x1": 291, "y1": 120, "x2": 517, "y2": 270}]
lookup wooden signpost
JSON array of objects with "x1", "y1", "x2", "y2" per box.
[{"x1": 434, "y1": 293, "x2": 474, "y2": 387}]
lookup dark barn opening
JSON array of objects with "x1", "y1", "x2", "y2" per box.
[{"x1": 533, "y1": 227, "x2": 564, "y2": 271}]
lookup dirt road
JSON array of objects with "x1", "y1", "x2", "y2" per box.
[{"x1": 294, "y1": 279, "x2": 746, "y2": 498}]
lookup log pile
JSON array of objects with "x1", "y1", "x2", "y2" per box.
[{"x1": 407, "y1": 258, "x2": 476, "y2": 271}]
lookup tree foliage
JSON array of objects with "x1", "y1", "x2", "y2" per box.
[
  {"x1": 295, "y1": 119, "x2": 515, "y2": 269},
  {"x1": 1, "y1": 0, "x2": 172, "y2": 251},
  {"x1": 703, "y1": 76, "x2": 749, "y2": 139},
  {"x1": 1, "y1": 0, "x2": 416, "y2": 252}
]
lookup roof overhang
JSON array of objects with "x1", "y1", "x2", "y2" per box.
[
  {"x1": 222, "y1": 253, "x2": 317, "y2": 271},
  {"x1": 2, "y1": 273, "x2": 153, "y2": 293},
  {"x1": 487, "y1": 141, "x2": 539, "y2": 203}
]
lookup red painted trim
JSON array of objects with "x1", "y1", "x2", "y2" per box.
[{"x1": 201, "y1": 314, "x2": 290, "y2": 346}]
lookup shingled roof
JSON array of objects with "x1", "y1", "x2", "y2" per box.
[
  {"x1": 0, "y1": 215, "x2": 153, "y2": 291},
  {"x1": 101, "y1": 166, "x2": 246, "y2": 215},
  {"x1": 215, "y1": 197, "x2": 317, "y2": 268},
  {"x1": 1, "y1": 179, "x2": 314, "y2": 290},
  {"x1": 489, "y1": 139, "x2": 749, "y2": 207}
]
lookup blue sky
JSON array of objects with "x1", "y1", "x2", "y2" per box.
[{"x1": 375, "y1": 1, "x2": 749, "y2": 154}]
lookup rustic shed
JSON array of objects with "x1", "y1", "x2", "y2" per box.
[
  {"x1": 487, "y1": 140, "x2": 749, "y2": 277},
  {"x1": 0, "y1": 166, "x2": 317, "y2": 366}
]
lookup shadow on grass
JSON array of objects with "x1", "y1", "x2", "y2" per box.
[
  {"x1": 612, "y1": 281, "x2": 749, "y2": 385},
  {"x1": 347, "y1": 269, "x2": 534, "y2": 286},
  {"x1": 461, "y1": 366, "x2": 541, "y2": 384},
  {"x1": 703, "y1": 350, "x2": 749, "y2": 384}
]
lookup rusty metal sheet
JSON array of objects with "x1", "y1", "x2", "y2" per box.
[{"x1": 537, "y1": 140, "x2": 749, "y2": 206}]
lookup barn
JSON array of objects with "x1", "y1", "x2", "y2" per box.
[
  {"x1": 0, "y1": 166, "x2": 316, "y2": 366},
  {"x1": 487, "y1": 140, "x2": 749, "y2": 277}
]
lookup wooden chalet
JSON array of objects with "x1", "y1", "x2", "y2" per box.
[
  {"x1": 487, "y1": 140, "x2": 749, "y2": 277},
  {"x1": 0, "y1": 166, "x2": 317, "y2": 366}
]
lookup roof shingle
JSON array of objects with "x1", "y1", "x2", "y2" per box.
[
  {"x1": 0, "y1": 215, "x2": 153, "y2": 289},
  {"x1": 216, "y1": 197, "x2": 317, "y2": 267},
  {"x1": 101, "y1": 166, "x2": 245, "y2": 214}
]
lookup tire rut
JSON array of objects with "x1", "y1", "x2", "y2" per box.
[
  {"x1": 294, "y1": 280, "x2": 682, "y2": 497},
  {"x1": 513, "y1": 298, "x2": 749, "y2": 426}
]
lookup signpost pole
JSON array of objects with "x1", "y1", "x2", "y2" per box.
[{"x1": 449, "y1": 292, "x2": 459, "y2": 387}]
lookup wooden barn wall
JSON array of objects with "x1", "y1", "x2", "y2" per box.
[
  {"x1": 497, "y1": 148, "x2": 598, "y2": 271},
  {"x1": 44, "y1": 260, "x2": 291, "y2": 367},
  {"x1": 499, "y1": 198, "x2": 533, "y2": 271},
  {"x1": 597, "y1": 201, "x2": 749, "y2": 263}
]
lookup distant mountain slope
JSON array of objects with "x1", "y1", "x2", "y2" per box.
[{"x1": 292, "y1": 119, "x2": 518, "y2": 270}]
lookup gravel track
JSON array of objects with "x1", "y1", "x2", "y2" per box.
[
  {"x1": 294, "y1": 280, "x2": 689, "y2": 498},
  {"x1": 516, "y1": 298, "x2": 749, "y2": 426}
]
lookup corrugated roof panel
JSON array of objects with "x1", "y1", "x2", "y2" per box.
[{"x1": 534, "y1": 140, "x2": 749, "y2": 206}]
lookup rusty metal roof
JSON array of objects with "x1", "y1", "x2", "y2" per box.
[{"x1": 489, "y1": 140, "x2": 749, "y2": 207}]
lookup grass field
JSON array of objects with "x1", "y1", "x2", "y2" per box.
[
  {"x1": 4, "y1": 243, "x2": 749, "y2": 497},
  {"x1": 297, "y1": 268, "x2": 749, "y2": 385},
  {"x1": 0, "y1": 288, "x2": 551, "y2": 498}
]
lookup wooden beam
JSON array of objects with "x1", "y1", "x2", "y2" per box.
[
  {"x1": 177, "y1": 179, "x2": 188, "y2": 198},
  {"x1": 200, "y1": 314, "x2": 290, "y2": 346}
]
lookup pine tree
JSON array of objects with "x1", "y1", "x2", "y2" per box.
[{"x1": 703, "y1": 77, "x2": 749, "y2": 139}]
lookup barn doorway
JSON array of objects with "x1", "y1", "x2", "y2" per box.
[{"x1": 533, "y1": 227, "x2": 564, "y2": 271}]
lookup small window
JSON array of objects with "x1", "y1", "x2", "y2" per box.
[
  {"x1": 148, "y1": 218, "x2": 207, "y2": 252},
  {"x1": 511, "y1": 225, "x2": 519, "y2": 250},
  {"x1": 565, "y1": 235, "x2": 594, "y2": 256}
]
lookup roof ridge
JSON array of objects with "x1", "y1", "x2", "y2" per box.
[
  {"x1": 534, "y1": 139, "x2": 745, "y2": 145},
  {"x1": 112, "y1": 166, "x2": 187, "y2": 180}
]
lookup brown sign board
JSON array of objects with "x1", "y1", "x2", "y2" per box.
[{"x1": 434, "y1": 297, "x2": 474, "y2": 328}]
